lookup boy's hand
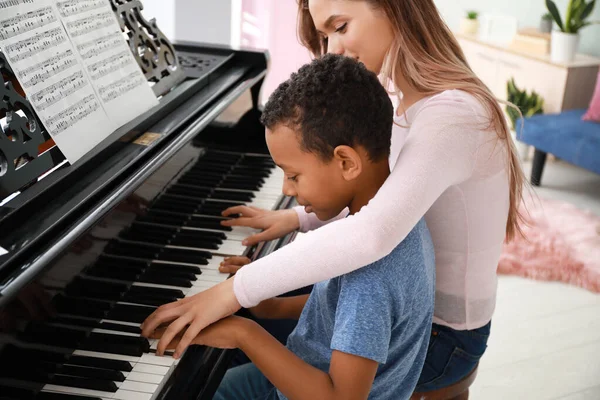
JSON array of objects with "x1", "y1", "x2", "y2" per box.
[
  {"x1": 218, "y1": 256, "x2": 251, "y2": 275},
  {"x1": 151, "y1": 316, "x2": 254, "y2": 350},
  {"x1": 220, "y1": 206, "x2": 300, "y2": 246}
]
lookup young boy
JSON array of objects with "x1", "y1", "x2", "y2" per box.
[{"x1": 162, "y1": 54, "x2": 435, "y2": 400}]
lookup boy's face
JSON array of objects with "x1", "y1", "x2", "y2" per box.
[{"x1": 266, "y1": 125, "x2": 354, "y2": 221}]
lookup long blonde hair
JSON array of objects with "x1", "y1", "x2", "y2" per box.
[{"x1": 297, "y1": 0, "x2": 525, "y2": 241}]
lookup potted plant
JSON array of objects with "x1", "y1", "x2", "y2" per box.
[
  {"x1": 506, "y1": 77, "x2": 545, "y2": 160},
  {"x1": 459, "y1": 10, "x2": 479, "y2": 35},
  {"x1": 540, "y1": 12, "x2": 553, "y2": 33},
  {"x1": 546, "y1": 0, "x2": 598, "y2": 63}
]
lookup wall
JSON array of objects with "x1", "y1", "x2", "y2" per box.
[
  {"x1": 138, "y1": 0, "x2": 175, "y2": 40},
  {"x1": 435, "y1": 0, "x2": 600, "y2": 57}
]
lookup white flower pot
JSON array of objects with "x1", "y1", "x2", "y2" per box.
[
  {"x1": 459, "y1": 18, "x2": 479, "y2": 35},
  {"x1": 550, "y1": 31, "x2": 579, "y2": 63}
]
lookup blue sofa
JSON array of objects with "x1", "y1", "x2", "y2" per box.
[{"x1": 518, "y1": 109, "x2": 600, "y2": 186}]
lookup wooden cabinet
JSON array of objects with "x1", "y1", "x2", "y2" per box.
[{"x1": 456, "y1": 33, "x2": 600, "y2": 114}]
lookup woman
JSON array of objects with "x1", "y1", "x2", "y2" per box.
[{"x1": 141, "y1": 0, "x2": 525, "y2": 391}]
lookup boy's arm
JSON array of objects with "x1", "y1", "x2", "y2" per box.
[
  {"x1": 239, "y1": 320, "x2": 378, "y2": 400},
  {"x1": 249, "y1": 294, "x2": 309, "y2": 320}
]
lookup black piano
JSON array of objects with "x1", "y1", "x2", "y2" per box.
[{"x1": 0, "y1": 6, "x2": 296, "y2": 399}]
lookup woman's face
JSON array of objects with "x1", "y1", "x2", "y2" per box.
[{"x1": 308, "y1": 0, "x2": 395, "y2": 74}]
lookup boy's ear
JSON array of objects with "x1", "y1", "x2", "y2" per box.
[{"x1": 333, "y1": 145, "x2": 362, "y2": 181}]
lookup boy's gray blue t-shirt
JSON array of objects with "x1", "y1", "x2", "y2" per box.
[{"x1": 279, "y1": 218, "x2": 435, "y2": 400}]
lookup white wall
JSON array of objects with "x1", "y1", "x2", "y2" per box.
[
  {"x1": 435, "y1": 0, "x2": 600, "y2": 57},
  {"x1": 175, "y1": 0, "x2": 233, "y2": 45},
  {"x1": 138, "y1": 0, "x2": 175, "y2": 41}
]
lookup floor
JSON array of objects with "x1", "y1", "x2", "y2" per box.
[{"x1": 470, "y1": 158, "x2": 600, "y2": 400}]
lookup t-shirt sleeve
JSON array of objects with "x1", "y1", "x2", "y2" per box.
[{"x1": 330, "y1": 262, "x2": 400, "y2": 364}]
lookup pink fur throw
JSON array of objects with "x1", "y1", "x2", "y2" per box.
[{"x1": 498, "y1": 196, "x2": 600, "y2": 293}]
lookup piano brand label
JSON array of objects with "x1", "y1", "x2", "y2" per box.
[
  {"x1": 0, "y1": 246, "x2": 7, "y2": 256},
  {"x1": 133, "y1": 132, "x2": 162, "y2": 147}
]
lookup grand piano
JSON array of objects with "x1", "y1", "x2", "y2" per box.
[{"x1": 0, "y1": 2, "x2": 295, "y2": 399}]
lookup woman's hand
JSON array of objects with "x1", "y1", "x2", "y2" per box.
[
  {"x1": 150, "y1": 316, "x2": 254, "y2": 351},
  {"x1": 140, "y1": 278, "x2": 242, "y2": 358},
  {"x1": 220, "y1": 206, "x2": 300, "y2": 246},
  {"x1": 219, "y1": 256, "x2": 251, "y2": 275}
]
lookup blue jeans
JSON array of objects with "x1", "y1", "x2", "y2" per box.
[
  {"x1": 213, "y1": 362, "x2": 279, "y2": 400},
  {"x1": 415, "y1": 321, "x2": 491, "y2": 392}
]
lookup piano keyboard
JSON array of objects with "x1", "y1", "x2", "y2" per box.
[{"x1": 0, "y1": 150, "x2": 285, "y2": 400}]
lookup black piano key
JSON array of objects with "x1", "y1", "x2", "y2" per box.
[
  {"x1": 53, "y1": 294, "x2": 111, "y2": 319},
  {"x1": 167, "y1": 184, "x2": 212, "y2": 198},
  {"x1": 106, "y1": 241, "x2": 211, "y2": 264},
  {"x1": 147, "y1": 262, "x2": 202, "y2": 275},
  {"x1": 68, "y1": 355, "x2": 133, "y2": 372},
  {"x1": 85, "y1": 267, "x2": 141, "y2": 281},
  {"x1": 98, "y1": 321, "x2": 142, "y2": 334},
  {"x1": 51, "y1": 316, "x2": 100, "y2": 329},
  {"x1": 20, "y1": 323, "x2": 88, "y2": 347},
  {"x1": 81, "y1": 334, "x2": 148, "y2": 357},
  {"x1": 49, "y1": 375, "x2": 118, "y2": 393},
  {"x1": 137, "y1": 212, "x2": 187, "y2": 226},
  {"x1": 59, "y1": 364, "x2": 125, "y2": 383},
  {"x1": 108, "y1": 303, "x2": 156, "y2": 324},
  {"x1": 187, "y1": 216, "x2": 231, "y2": 231},
  {"x1": 37, "y1": 392, "x2": 104, "y2": 400},
  {"x1": 65, "y1": 277, "x2": 128, "y2": 301},
  {"x1": 128, "y1": 285, "x2": 185, "y2": 299},
  {"x1": 212, "y1": 189, "x2": 254, "y2": 202},
  {"x1": 138, "y1": 274, "x2": 192, "y2": 288},
  {"x1": 120, "y1": 231, "x2": 221, "y2": 250},
  {"x1": 1, "y1": 345, "x2": 68, "y2": 364},
  {"x1": 0, "y1": 385, "x2": 36, "y2": 399}
]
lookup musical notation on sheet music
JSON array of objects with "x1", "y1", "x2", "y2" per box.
[
  {"x1": 88, "y1": 49, "x2": 131, "y2": 81},
  {"x1": 0, "y1": 0, "x2": 34, "y2": 11},
  {"x1": 99, "y1": 71, "x2": 146, "y2": 102},
  {"x1": 4, "y1": 27, "x2": 67, "y2": 63},
  {"x1": 77, "y1": 31, "x2": 123, "y2": 60},
  {"x1": 56, "y1": 0, "x2": 106, "y2": 18},
  {"x1": 31, "y1": 70, "x2": 88, "y2": 110},
  {"x1": 0, "y1": 6, "x2": 56, "y2": 41},
  {"x1": 46, "y1": 94, "x2": 100, "y2": 134},
  {"x1": 0, "y1": 0, "x2": 156, "y2": 162},
  {"x1": 18, "y1": 49, "x2": 77, "y2": 88},
  {"x1": 65, "y1": 10, "x2": 116, "y2": 38}
]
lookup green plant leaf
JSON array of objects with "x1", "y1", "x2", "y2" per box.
[
  {"x1": 581, "y1": 0, "x2": 596, "y2": 21},
  {"x1": 565, "y1": 0, "x2": 576, "y2": 32},
  {"x1": 546, "y1": 0, "x2": 564, "y2": 31}
]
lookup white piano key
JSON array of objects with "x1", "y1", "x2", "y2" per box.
[
  {"x1": 43, "y1": 384, "x2": 121, "y2": 399},
  {"x1": 126, "y1": 372, "x2": 164, "y2": 384},
  {"x1": 132, "y1": 363, "x2": 170, "y2": 376},
  {"x1": 119, "y1": 380, "x2": 158, "y2": 394},
  {"x1": 112, "y1": 389, "x2": 153, "y2": 400},
  {"x1": 139, "y1": 353, "x2": 176, "y2": 367}
]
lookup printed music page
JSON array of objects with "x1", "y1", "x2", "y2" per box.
[
  {"x1": 0, "y1": 0, "x2": 115, "y2": 162},
  {"x1": 56, "y1": 0, "x2": 158, "y2": 128}
]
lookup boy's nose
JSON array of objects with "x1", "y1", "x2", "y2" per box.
[{"x1": 282, "y1": 180, "x2": 296, "y2": 197}]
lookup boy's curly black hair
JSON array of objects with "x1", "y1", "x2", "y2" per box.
[{"x1": 260, "y1": 54, "x2": 393, "y2": 162}]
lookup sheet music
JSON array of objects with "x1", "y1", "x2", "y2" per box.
[
  {"x1": 0, "y1": 0, "x2": 159, "y2": 163},
  {"x1": 0, "y1": 0, "x2": 112, "y2": 162},
  {"x1": 57, "y1": 0, "x2": 158, "y2": 128}
]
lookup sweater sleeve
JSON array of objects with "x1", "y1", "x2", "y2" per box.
[
  {"x1": 294, "y1": 206, "x2": 349, "y2": 232},
  {"x1": 234, "y1": 93, "x2": 487, "y2": 307}
]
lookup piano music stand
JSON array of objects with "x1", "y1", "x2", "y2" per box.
[
  {"x1": 0, "y1": 50, "x2": 55, "y2": 200},
  {"x1": 110, "y1": 0, "x2": 187, "y2": 97}
]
